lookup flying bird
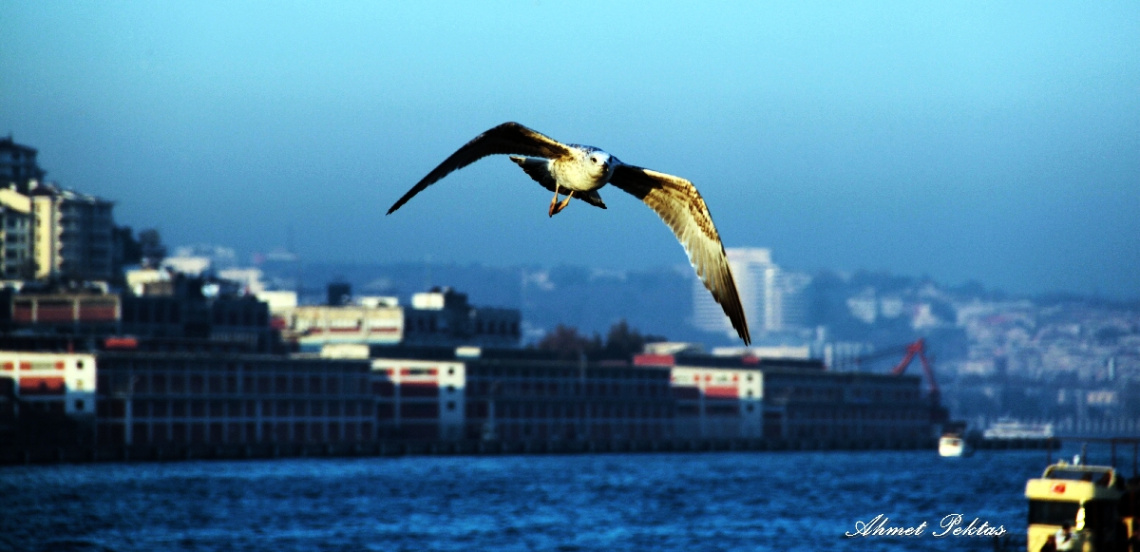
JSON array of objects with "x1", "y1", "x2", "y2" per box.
[{"x1": 386, "y1": 122, "x2": 751, "y2": 345}]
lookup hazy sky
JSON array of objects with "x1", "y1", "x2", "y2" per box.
[{"x1": 2, "y1": 2, "x2": 1137, "y2": 298}]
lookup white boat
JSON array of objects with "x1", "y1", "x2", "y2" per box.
[{"x1": 938, "y1": 434, "x2": 973, "y2": 457}]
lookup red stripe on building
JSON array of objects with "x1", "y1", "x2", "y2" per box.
[
  {"x1": 19, "y1": 376, "x2": 66, "y2": 396},
  {"x1": 37, "y1": 305, "x2": 75, "y2": 322},
  {"x1": 78, "y1": 305, "x2": 118, "y2": 321},
  {"x1": 13, "y1": 306, "x2": 33, "y2": 322},
  {"x1": 633, "y1": 354, "x2": 674, "y2": 367},
  {"x1": 704, "y1": 385, "x2": 739, "y2": 399},
  {"x1": 105, "y1": 337, "x2": 139, "y2": 349}
]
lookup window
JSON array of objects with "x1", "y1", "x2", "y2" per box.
[{"x1": 1027, "y1": 500, "x2": 1081, "y2": 526}]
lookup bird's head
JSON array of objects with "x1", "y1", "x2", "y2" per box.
[{"x1": 585, "y1": 149, "x2": 615, "y2": 180}]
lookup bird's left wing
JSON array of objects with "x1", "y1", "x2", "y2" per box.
[
  {"x1": 609, "y1": 164, "x2": 751, "y2": 344},
  {"x1": 387, "y1": 122, "x2": 573, "y2": 215}
]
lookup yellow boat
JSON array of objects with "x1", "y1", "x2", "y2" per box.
[{"x1": 1024, "y1": 455, "x2": 1140, "y2": 551}]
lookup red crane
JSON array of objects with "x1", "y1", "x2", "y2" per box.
[
  {"x1": 890, "y1": 338, "x2": 939, "y2": 405},
  {"x1": 833, "y1": 338, "x2": 946, "y2": 422},
  {"x1": 888, "y1": 338, "x2": 948, "y2": 423}
]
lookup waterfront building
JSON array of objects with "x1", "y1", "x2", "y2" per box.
[
  {"x1": 0, "y1": 350, "x2": 97, "y2": 446},
  {"x1": 2, "y1": 289, "x2": 120, "y2": 336},
  {"x1": 119, "y1": 273, "x2": 276, "y2": 353},
  {"x1": 0, "y1": 274, "x2": 277, "y2": 352},
  {"x1": 634, "y1": 352, "x2": 933, "y2": 444},
  {"x1": 0, "y1": 351, "x2": 96, "y2": 418},
  {"x1": 124, "y1": 267, "x2": 167, "y2": 295},
  {"x1": 328, "y1": 345, "x2": 675, "y2": 443},
  {"x1": 283, "y1": 287, "x2": 521, "y2": 352},
  {"x1": 404, "y1": 288, "x2": 520, "y2": 349},
  {"x1": 255, "y1": 290, "x2": 298, "y2": 313},
  {"x1": 462, "y1": 351, "x2": 673, "y2": 443},
  {"x1": 636, "y1": 353, "x2": 771, "y2": 440},
  {"x1": 1, "y1": 339, "x2": 934, "y2": 450},
  {"x1": 666, "y1": 362, "x2": 764, "y2": 439},
  {"x1": 92, "y1": 351, "x2": 374, "y2": 446},
  {"x1": 368, "y1": 353, "x2": 467, "y2": 441},
  {"x1": 761, "y1": 366, "x2": 931, "y2": 443},
  {"x1": 286, "y1": 302, "x2": 403, "y2": 350}
]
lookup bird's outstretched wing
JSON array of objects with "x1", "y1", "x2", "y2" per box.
[
  {"x1": 387, "y1": 122, "x2": 573, "y2": 215},
  {"x1": 609, "y1": 164, "x2": 751, "y2": 344}
]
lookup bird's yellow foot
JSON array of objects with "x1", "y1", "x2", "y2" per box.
[{"x1": 549, "y1": 192, "x2": 573, "y2": 217}]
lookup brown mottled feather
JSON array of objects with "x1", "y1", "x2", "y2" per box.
[
  {"x1": 608, "y1": 164, "x2": 751, "y2": 344},
  {"x1": 387, "y1": 122, "x2": 572, "y2": 215}
]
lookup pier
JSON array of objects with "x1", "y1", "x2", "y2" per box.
[{"x1": 0, "y1": 436, "x2": 1059, "y2": 466}]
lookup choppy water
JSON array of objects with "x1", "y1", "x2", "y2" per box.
[{"x1": 0, "y1": 448, "x2": 1078, "y2": 552}]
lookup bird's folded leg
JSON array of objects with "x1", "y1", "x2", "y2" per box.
[
  {"x1": 548, "y1": 183, "x2": 564, "y2": 217},
  {"x1": 550, "y1": 191, "x2": 574, "y2": 217}
]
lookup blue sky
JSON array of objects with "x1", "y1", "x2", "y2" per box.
[{"x1": 2, "y1": 1, "x2": 1137, "y2": 298}]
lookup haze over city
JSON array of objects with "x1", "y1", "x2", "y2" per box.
[{"x1": 2, "y1": 1, "x2": 1137, "y2": 299}]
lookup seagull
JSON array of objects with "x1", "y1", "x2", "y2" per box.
[{"x1": 386, "y1": 122, "x2": 751, "y2": 345}]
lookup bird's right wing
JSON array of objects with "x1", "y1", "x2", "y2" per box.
[
  {"x1": 386, "y1": 122, "x2": 573, "y2": 215},
  {"x1": 609, "y1": 164, "x2": 751, "y2": 345}
]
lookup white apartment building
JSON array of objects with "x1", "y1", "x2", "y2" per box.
[
  {"x1": 0, "y1": 189, "x2": 34, "y2": 279},
  {"x1": 0, "y1": 181, "x2": 116, "y2": 282},
  {"x1": 693, "y1": 248, "x2": 786, "y2": 338}
]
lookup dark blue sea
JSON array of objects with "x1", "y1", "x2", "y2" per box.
[{"x1": 0, "y1": 446, "x2": 1094, "y2": 552}]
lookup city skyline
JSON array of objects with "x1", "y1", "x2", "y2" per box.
[{"x1": 1, "y1": 2, "x2": 1137, "y2": 301}]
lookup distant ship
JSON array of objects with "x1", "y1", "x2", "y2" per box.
[{"x1": 983, "y1": 419, "x2": 1054, "y2": 440}]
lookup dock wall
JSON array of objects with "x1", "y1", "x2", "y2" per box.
[{"x1": 0, "y1": 437, "x2": 1058, "y2": 466}]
